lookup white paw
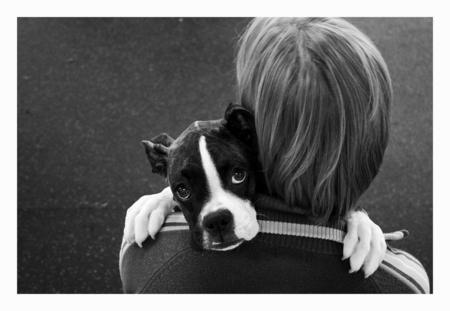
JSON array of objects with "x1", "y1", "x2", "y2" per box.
[
  {"x1": 343, "y1": 210, "x2": 387, "y2": 277},
  {"x1": 123, "y1": 187, "x2": 175, "y2": 247}
]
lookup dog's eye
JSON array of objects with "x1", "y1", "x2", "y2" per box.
[
  {"x1": 231, "y1": 168, "x2": 247, "y2": 184},
  {"x1": 175, "y1": 184, "x2": 191, "y2": 200}
]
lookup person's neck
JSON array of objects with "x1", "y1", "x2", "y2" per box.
[
  {"x1": 252, "y1": 193, "x2": 346, "y2": 254},
  {"x1": 254, "y1": 193, "x2": 346, "y2": 230}
]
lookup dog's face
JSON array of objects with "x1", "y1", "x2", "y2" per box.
[{"x1": 142, "y1": 104, "x2": 260, "y2": 251}]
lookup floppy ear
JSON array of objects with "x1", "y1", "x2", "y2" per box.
[
  {"x1": 141, "y1": 133, "x2": 174, "y2": 177},
  {"x1": 224, "y1": 103, "x2": 257, "y2": 149}
]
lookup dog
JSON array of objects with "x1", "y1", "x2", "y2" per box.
[
  {"x1": 142, "y1": 104, "x2": 261, "y2": 251},
  {"x1": 141, "y1": 103, "x2": 409, "y2": 253}
]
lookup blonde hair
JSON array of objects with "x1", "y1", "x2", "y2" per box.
[{"x1": 236, "y1": 18, "x2": 392, "y2": 222}]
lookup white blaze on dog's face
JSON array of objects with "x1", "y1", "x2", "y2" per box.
[
  {"x1": 142, "y1": 104, "x2": 260, "y2": 251},
  {"x1": 198, "y1": 136, "x2": 259, "y2": 250}
]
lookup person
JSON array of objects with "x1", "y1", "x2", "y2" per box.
[{"x1": 119, "y1": 17, "x2": 429, "y2": 293}]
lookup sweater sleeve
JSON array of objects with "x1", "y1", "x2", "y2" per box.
[
  {"x1": 372, "y1": 246, "x2": 430, "y2": 293},
  {"x1": 119, "y1": 212, "x2": 191, "y2": 293}
]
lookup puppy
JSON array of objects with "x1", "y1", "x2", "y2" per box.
[{"x1": 142, "y1": 104, "x2": 260, "y2": 251}]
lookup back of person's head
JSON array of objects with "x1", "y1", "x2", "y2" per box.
[{"x1": 236, "y1": 17, "x2": 392, "y2": 222}]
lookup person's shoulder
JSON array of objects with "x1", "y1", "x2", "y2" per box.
[
  {"x1": 371, "y1": 246, "x2": 430, "y2": 294},
  {"x1": 119, "y1": 212, "x2": 191, "y2": 293}
]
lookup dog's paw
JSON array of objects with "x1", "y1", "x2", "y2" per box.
[
  {"x1": 147, "y1": 204, "x2": 170, "y2": 240},
  {"x1": 342, "y1": 210, "x2": 387, "y2": 278},
  {"x1": 123, "y1": 187, "x2": 175, "y2": 247}
]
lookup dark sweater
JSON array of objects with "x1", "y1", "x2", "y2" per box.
[{"x1": 119, "y1": 209, "x2": 429, "y2": 293}]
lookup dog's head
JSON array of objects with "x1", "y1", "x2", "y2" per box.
[{"x1": 142, "y1": 104, "x2": 260, "y2": 251}]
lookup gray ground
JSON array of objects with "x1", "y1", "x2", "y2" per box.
[{"x1": 18, "y1": 18, "x2": 432, "y2": 293}]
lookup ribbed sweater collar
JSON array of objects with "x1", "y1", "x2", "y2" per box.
[{"x1": 253, "y1": 194, "x2": 346, "y2": 255}]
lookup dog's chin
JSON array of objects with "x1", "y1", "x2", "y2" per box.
[
  {"x1": 195, "y1": 220, "x2": 259, "y2": 251},
  {"x1": 208, "y1": 239, "x2": 244, "y2": 251}
]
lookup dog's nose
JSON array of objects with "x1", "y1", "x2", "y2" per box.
[{"x1": 203, "y1": 209, "x2": 233, "y2": 235}]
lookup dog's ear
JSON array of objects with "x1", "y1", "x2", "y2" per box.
[
  {"x1": 224, "y1": 103, "x2": 257, "y2": 149},
  {"x1": 141, "y1": 133, "x2": 174, "y2": 177}
]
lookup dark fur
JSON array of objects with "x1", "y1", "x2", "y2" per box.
[{"x1": 142, "y1": 104, "x2": 259, "y2": 249}]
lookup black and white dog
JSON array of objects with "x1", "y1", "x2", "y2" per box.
[{"x1": 142, "y1": 104, "x2": 261, "y2": 251}]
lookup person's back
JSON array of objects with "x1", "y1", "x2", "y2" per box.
[
  {"x1": 120, "y1": 210, "x2": 429, "y2": 293},
  {"x1": 120, "y1": 17, "x2": 430, "y2": 294}
]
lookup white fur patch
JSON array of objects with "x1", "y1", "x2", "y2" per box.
[{"x1": 198, "y1": 136, "x2": 259, "y2": 245}]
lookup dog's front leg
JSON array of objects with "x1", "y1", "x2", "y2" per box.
[
  {"x1": 123, "y1": 187, "x2": 176, "y2": 247},
  {"x1": 342, "y1": 210, "x2": 387, "y2": 277}
]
